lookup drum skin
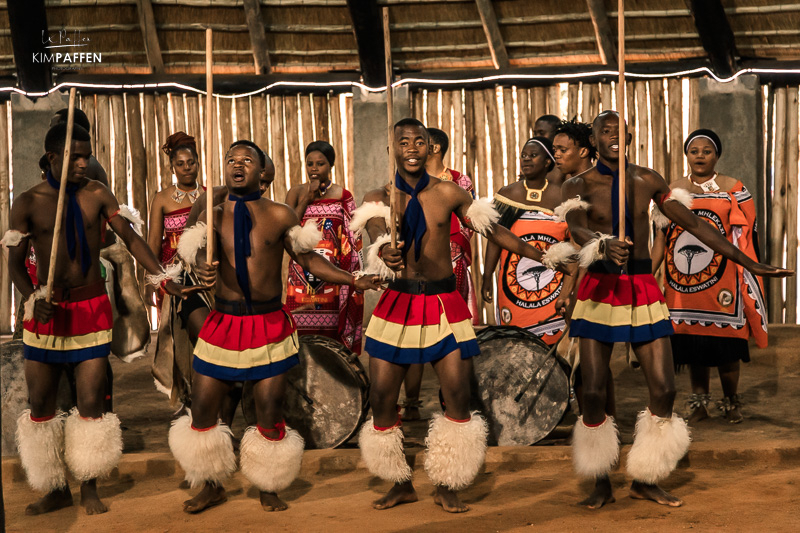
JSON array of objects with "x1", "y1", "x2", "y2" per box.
[
  {"x1": 243, "y1": 335, "x2": 369, "y2": 449},
  {"x1": 471, "y1": 326, "x2": 570, "y2": 446}
]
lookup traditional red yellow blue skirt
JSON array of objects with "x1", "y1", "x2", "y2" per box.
[
  {"x1": 570, "y1": 261, "x2": 673, "y2": 343},
  {"x1": 193, "y1": 299, "x2": 299, "y2": 381},
  {"x1": 365, "y1": 276, "x2": 480, "y2": 364},
  {"x1": 23, "y1": 283, "x2": 113, "y2": 364}
]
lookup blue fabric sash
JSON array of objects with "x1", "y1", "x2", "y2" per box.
[
  {"x1": 596, "y1": 160, "x2": 633, "y2": 240},
  {"x1": 394, "y1": 171, "x2": 431, "y2": 260},
  {"x1": 46, "y1": 171, "x2": 90, "y2": 276},
  {"x1": 229, "y1": 190, "x2": 262, "y2": 308}
]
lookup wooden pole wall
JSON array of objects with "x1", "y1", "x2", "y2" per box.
[
  {"x1": 769, "y1": 87, "x2": 787, "y2": 322},
  {"x1": 0, "y1": 103, "x2": 10, "y2": 333},
  {"x1": 785, "y1": 87, "x2": 799, "y2": 323}
]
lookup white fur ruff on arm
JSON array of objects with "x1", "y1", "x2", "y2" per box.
[
  {"x1": 651, "y1": 188, "x2": 694, "y2": 229},
  {"x1": 177, "y1": 222, "x2": 207, "y2": 267},
  {"x1": 578, "y1": 234, "x2": 614, "y2": 268},
  {"x1": 15, "y1": 410, "x2": 67, "y2": 493},
  {"x1": 350, "y1": 201, "x2": 391, "y2": 235},
  {"x1": 572, "y1": 416, "x2": 620, "y2": 478},
  {"x1": 542, "y1": 241, "x2": 578, "y2": 270},
  {"x1": 465, "y1": 198, "x2": 500, "y2": 235},
  {"x1": 626, "y1": 408, "x2": 691, "y2": 484},
  {"x1": 23, "y1": 286, "x2": 50, "y2": 322},
  {"x1": 1, "y1": 229, "x2": 30, "y2": 247},
  {"x1": 358, "y1": 419, "x2": 413, "y2": 484},
  {"x1": 364, "y1": 233, "x2": 396, "y2": 280},
  {"x1": 145, "y1": 263, "x2": 182, "y2": 287},
  {"x1": 117, "y1": 204, "x2": 144, "y2": 235},
  {"x1": 240, "y1": 426, "x2": 305, "y2": 493},
  {"x1": 424, "y1": 412, "x2": 488, "y2": 491},
  {"x1": 168, "y1": 413, "x2": 237, "y2": 489},
  {"x1": 288, "y1": 222, "x2": 323, "y2": 254},
  {"x1": 554, "y1": 196, "x2": 590, "y2": 222},
  {"x1": 64, "y1": 408, "x2": 123, "y2": 482}
]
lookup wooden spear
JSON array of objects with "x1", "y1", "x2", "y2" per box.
[
  {"x1": 617, "y1": 0, "x2": 626, "y2": 241},
  {"x1": 44, "y1": 87, "x2": 77, "y2": 304},
  {"x1": 205, "y1": 28, "x2": 214, "y2": 264},
  {"x1": 382, "y1": 7, "x2": 398, "y2": 248}
]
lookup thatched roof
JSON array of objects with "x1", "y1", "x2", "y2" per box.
[{"x1": 1, "y1": 0, "x2": 800, "y2": 85}]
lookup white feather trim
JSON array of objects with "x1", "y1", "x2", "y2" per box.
[
  {"x1": 542, "y1": 241, "x2": 579, "y2": 270},
  {"x1": 64, "y1": 408, "x2": 123, "y2": 482},
  {"x1": 176, "y1": 222, "x2": 207, "y2": 267},
  {"x1": 1, "y1": 229, "x2": 30, "y2": 247},
  {"x1": 240, "y1": 426, "x2": 305, "y2": 493},
  {"x1": 168, "y1": 413, "x2": 236, "y2": 489},
  {"x1": 23, "y1": 286, "x2": 50, "y2": 322},
  {"x1": 572, "y1": 416, "x2": 620, "y2": 478},
  {"x1": 554, "y1": 196, "x2": 590, "y2": 222},
  {"x1": 364, "y1": 233, "x2": 397, "y2": 280},
  {"x1": 350, "y1": 201, "x2": 391, "y2": 236},
  {"x1": 651, "y1": 188, "x2": 694, "y2": 229},
  {"x1": 288, "y1": 222, "x2": 323, "y2": 254},
  {"x1": 626, "y1": 408, "x2": 691, "y2": 484},
  {"x1": 578, "y1": 234, "x2": 614, "y2": 268},
  {"x1": 424, "y1": 412, "x2": 488, "y2": 491},
  {"x1": 358, "y1": 418, "x2": 412, "y2": 484},
  {"x1": 145, "y1": 263, "x2": 182, "y2": 287},
  {"x1": 117, "y1": 204, "x2": 144, "y2": 235},
  {"x1": 153, "y1": 377, "x2": 172, "y2": 397},
  {"x1": 15, "y1": 410, "x2": 67, "y2": 493},
  {"x1": 465, "y1": 198, "x2": 500, "y2": 235}
]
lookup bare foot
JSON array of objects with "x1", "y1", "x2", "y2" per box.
[
  {"x1": 401, "y1": 406, "x2": 421, "y2": 421},
  {"x1": 260, "y1": 491, "x2": 288, "y2": 512},
  {"x1": 726, "y1": 405, "x2": 743, "y2": 424},
  {"x1": 25, "y1": 486, "x2": 73, "y2": 515},
  {"x1": 80, "y1": 479, "x2": 109, "y2": 515},
  {"x1": 687, "y1": 404, "x2": 709, "y2": 425},
  {"x1": 433, "y1": 486, "x2": 469, "y2": 513},
  {"x1": 630, "y1": 480, "x2": 682, "y2": 507},
  {"x1": 372, "y1": 481, "x2": 418, "y2": 510},
  {"x1": 579, "y1": 475, "x2": 615, "y2": 509},
  {"x1": 183, "y1": 482, "x2": 227, "y2": 513}
]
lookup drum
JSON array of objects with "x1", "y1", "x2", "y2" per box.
[
  {"x1": 243, "y1": 335, "x2": 369, "y2": 449},
  {"x1": 471, "y1": 326, "x2": 570, "y2": 446}
]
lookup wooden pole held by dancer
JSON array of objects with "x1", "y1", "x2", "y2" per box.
[
  {"x1": 383, "y1": 7, "x2": 398, "y2": 248},
  {"x1": 617, "y1": 0, "x2": 626, "y2": 241},
  {"x1": 45, "y1": 87, "x2": 77, "y2": 304},
  {"x1": 205, "y1": 28, "x2": 214, "y2": 264}
]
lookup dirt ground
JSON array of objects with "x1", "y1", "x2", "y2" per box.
[{"x1": 4, "y1": 326, "x2": 800, "y2": 531}]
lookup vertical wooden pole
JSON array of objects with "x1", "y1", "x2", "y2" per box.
[
  {"x1": 110, "y1": 95, "x2": 128, "y2": 204},
  {"x1": 547, "y1": 85, "x2": 560, "y2": 118},
  {"x1": 600, "y1": 82, "x2": 613, "y2": 111},
  {"x1": 329, "y1": 95, "x2": 346, "y2": 186},
  {"x1": 688, "y1": 78, "x2": 700, "y2": 131},
  {"x1": 186, "y1": 96, "x2": 202, "y2": 143},
  {"x1": 502, "y1": 86, "x2": 517, "y2": 184},
  {"x1": 412, "y1": 91, "x2": 424, "y2": 122},
  {"x1": 667, "y1": 78, "x2": 684, "y2": 182},
  {"x1": 82, "y1": 94, "x2": 97, "y2": 154},
  {"x1": 155, "y1": 94, "x2": 171, "y2": 189},
  {"x1": 346, "y1": 95, "x2": 354, "y2": 193},
  {"x1": 269, "y1": 95, "x2": 288, "y2": 202},
  {"x1": 235, "y1": 96, "x2": 251, "y2": 141},
  {"x1": 516, "y1": 87, "x2": 529, "y2": 145},
  {"x1": 251, "y1": 94, "x2": 270, "y2": 198},
  {"x1": 464, "y1": 91, "x2": 476, "y2": 184},
  {"x1": 0, "y1": 102, "x2": 11, "y2": 332},
  {"x1": 205, "y1": 28, "x2": 214, "y2": 263},
  {"x1": 452, "y1": 90, "x2": 464, "y2": 173},
  {"x1": 533, "y1": 87, "x2": 547, "y2": 127},
  {"x1": 784, "y1": 86, "x2": 798, "y2": 323},
  {"x1": 143, "y1": 94, "x2": 158, "y2": 207},
  {"x1": 313, "y1": 94, "x2": 330, "y2": 142},
  {"x1": 300, "y1": 95, "x2": 314, "y2": 148},
  {"x1": 426, "y1": 89, "x2": 439, "y2": 128},
  {"x1": 383, "y1": 6, "x2": 397, "y2": 248},
  {"x1": 284, "y1": 95, "x2": 302, "y2": 188},
  {"x1": 617, "y1": 0, "x2": 626, "y2": 240},
  {"x1": 218, "y1": 98, "x2": 233, "y2": 172},
  {"x1": 95, "y1": 94, "x2": 111, "y2": 178},
  {"x1": 769, "y1": 87, "x2": 787, "y2": 322},
  {"x1": 649, "y1": 80, "x2": 667, "y2": 177},
  {"x1": 567, "y1": 83, "x2": 579, "y2": 120},
  {"x1": 170, "y1": 94, "x2": 186, "y2": 132},
  {"x1": 485, "y1": 88, "x2": 504, "y2": 189},
  {"x1": 441, "y1": 91, "x2": 453, "y2": 168}
]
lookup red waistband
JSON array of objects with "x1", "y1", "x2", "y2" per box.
[{"x1": 48, "y1": 280, "x2": 107, "y2": 303}]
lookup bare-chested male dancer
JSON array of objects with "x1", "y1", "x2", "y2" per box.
[{"x1": 560, "y1": 111, "x2": 791, "y2": 508}]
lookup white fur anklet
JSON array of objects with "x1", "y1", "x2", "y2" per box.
[
  {"x1": 288, "y1": 222, "x2": 323, "y2": 254},
  {"x1": 626, "y1": 408, "x2": 691, "y2": 484},
  {"x1": 240, "y1": 425, "x2": 305, "y2": 493},
  {"x1": 358, "y1": 418, "x2": 412, "y2": 483},
  {"x1": 64, "y1": 408, "x2": 123, "y2": 481},
  {"x1": 651, "y1": 188, "x2": 694, "y2": 229},
  {"x1": 542, "y1": 241, "x2": 578, "y2": 270},
  {"x1": 1, "y1": 229, "x2": 30, "y2": 247},
  {"x1": 177, "y1": 222, "x2": 207, "y2": 267},
  {"x1": 578, "y1": 233, "x2": 614, "y2": 268},
  {"x1": 572, "y1": 416, "x2": 620, "y2": 478},
  {"x1": 168, "y1": 414, "x2": 237, "y2": 489},
  {"x1": 350, "y1": 201, "x2": 391, "y2": 235},
  {"x1": 464, "y1": 198, "x2": 500, "y2": 236},
  {"x1": 424, "y1": 412, "x2": 488, "y2": 491},
  {"x1": 15, "y1": 410, "x2": 67, "y2": 493},
  {"x1": 364, "y1": 233, "x2": 397, "y2": 280}
]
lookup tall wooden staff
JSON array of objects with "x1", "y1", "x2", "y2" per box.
[
  {"x1": 617, "y1": 0, "x2": 626, "y2": 239},
  {"x1": 44, "y1": 87, "x2": 78, "y2": 303},
  {"x1": 382, "y1": 7, "x2": 398, "y2": 248},
  {"x1": 205, "y1": 28, "x2": 215, "y2": 264}
]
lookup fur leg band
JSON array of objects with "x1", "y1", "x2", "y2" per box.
[
  {"x1": 554, "y1": 196, "x2": 590, "y2": 222},
  {"x1": 424, "y1": 412, "x2": 488, "y2": 491},
  {"x1": 542, "y1": 241, "x2": 579, "y2": 270},
  {"x1": 240, "y1": 425, "x2": 305, "y2": 493},
  {"x1": 23, "y1": 286, "x2": 50, "y2": 322},
  {"x1": 572, "y1": 416, "x2": 619, "y2": 478},
  {"x1": 1, "y1": 229, "x2": 30, "y2": 247},
  {"x1": 358, "y1": 417, "x2": 412, "y2": 483},
  {"x1": 626, "y1": 408, "x2": 691, "y2": 484},
  {"x1": 578, "y1": 233, "x2": 614, "y2": 268},
  {"x1": 177, "y1": 222, "x2": 207, "y2": 267},
  {"x1": 288, "y1": 222, "x2": 323, "y2": 254},
  {"x1": 168, "y1": 414, "x2": 236, "y2": 488},
  {"x1": 350, "y1": 201, "x2": 391, "y2": 236},
  {"x1": 15, "y1": 410, "x2": 67, "y2": 493},
  {"x1": 64, "y1": 408, "x2": 123, "y2": 481},
  {"x1": 364, "y1": 233, "x2": 397, "y2": 280},
  {"x1": 465, "y1": 198, "x2": 500, "y2": 236},
  {"x1": 651, "y1": 188, "x2": 694, "y2": 230}
]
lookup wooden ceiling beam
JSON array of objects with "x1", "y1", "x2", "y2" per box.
[
  {"x1": 586, "y1": 0, "x2": 618, "y2": 68},
  {"x1": 345, "y1": 0, "x2": 386, "y2": 87},
  {"x1": 136, "y1": 0, "x2": 165, "y2": 74},
  {"x1": 7, "y1": 0, "x2": 52, "y2": 93},
  {"x1": 684, "y1": 0, "x2": 738, "y2": 77},
  {"x1": 474, "y1": 0, "x2": 509, "y2": 69},
  {"x1": 242, "y1": 0, "x2": 271, "y2": 75}
]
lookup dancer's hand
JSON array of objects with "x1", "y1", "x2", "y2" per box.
[
  {"x1": 748, "y1": 263, "x2": 794, "y2": 278},
  {"x1": 194, "y1": 260, "x2": 218, "y2": 286},
  {"x1": 33, "y1": 298, "x2": 56, "y2": 324},
  {"x1": 354, "y1": 274, "x2": 383, "y2": 291},
  {"x1": 163, "y1": 280, "x2": 212, "y2": 299},
  {"x1": 482, "y1": 281, "x2": 493, "y2": 303},
  {"x1": 555, "y1": 293, "x2": 572, "y2": 317},
  {"x1": 381, "y1": 240, "x2": 404, "y2": 271},
  {"x1": 604, "y1": 237, "x2": 632, "y2": 265}
]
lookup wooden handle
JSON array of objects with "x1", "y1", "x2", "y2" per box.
[
  {"x1": 617, "y1": 0, "x2": 626, "y2": 240},
  {"x1": 205, "y1": 28, "x2": 214, "y2": 264},
  {"x1": 44, "y1": 87, "x2": 77, "y2": 304},
  {"x1": 382, "y1": 7, "x2": 397, "y2": 249}
]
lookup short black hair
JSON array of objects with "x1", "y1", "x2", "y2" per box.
[
  {"x1": 592, "y1": 110, "x2": 620, "y2": 129},
  {"x1": 44, "y1": 122, "x2": 91, "y2": 154},
  {"x1": 535, "y1": 114, "x2": 561, "y2": 128},
  {"x1": 229, "y1": 140, "x2": 265, "y2": 168},
  {"x1": 54, "y1": 108, "x2": 92, "y2": 132},
  {"x1": 555, "y1": 119, "x2": 597, "y2": 160},
  {"x1": 394, "y1": 117, "x2": 428, "y2": 137},
  {"x1": 39, "y1": 154, "x2": 49, "y2": 171},
  {"x1": 305, "y1": 140, "x2": 336, "y2": 166},
  {"x1": 426, "y1": 127, "x2": 449, "y2": 157}
]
